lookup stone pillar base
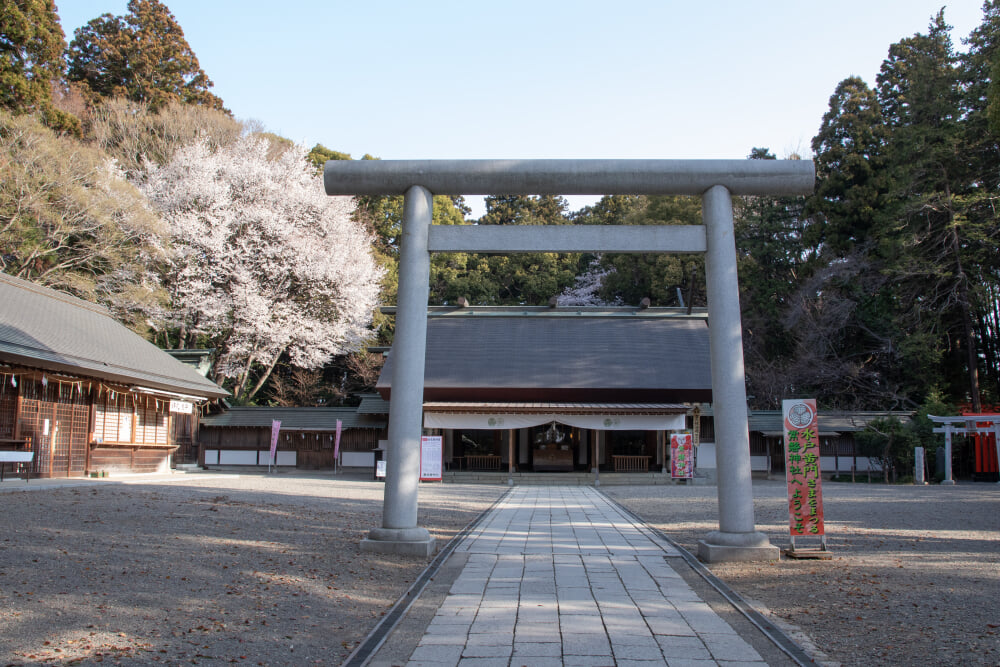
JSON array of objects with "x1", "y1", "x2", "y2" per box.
[
  {"x1": 360, "y1": 527, "x2": 436, "y2": 558},
  {"x1": 697, "y1": 530, "x2": 779, "y2": 563}
]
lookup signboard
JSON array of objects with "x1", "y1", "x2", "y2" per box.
[
  {"x1": 670, "y1": 433, "x2": 694, "y2": 478},
  {"x1": 783, "y1": 399, "x2": 825, "y2": 538},
  {"x1": 169, "y1": 400, "x2": 194, "y2": 414},
  {"x1": 420, "y1": 435, "x2": 443, "y2": 481},
  {"x1": 375, "y1": 460, "x2": 386, "y2": 478}
]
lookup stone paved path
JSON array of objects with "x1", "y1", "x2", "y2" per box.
[{"x1": 406, "y1": 486, "x2": 769, "y2": 666}]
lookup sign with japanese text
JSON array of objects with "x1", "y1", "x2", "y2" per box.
[
  {"x1": 420, "y1": 435, "x2": 443, "y2": 481},
  {"x1": 169, "y1": 400, "x2": 194, "y2": 414},
  {"x1": 670, "y1": 432, "x2": 694, "y2": 479},
  {"x1": 783, "y1": 399, "x2": 825, "y2": 536}
]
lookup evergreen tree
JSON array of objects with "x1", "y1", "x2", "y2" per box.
[
  {"x1": 877, "y1": 10, "x2": 982, "y2": 409},
  {"x1": 0, "y1": 0, "x2": 78, "y2": 131},
  {"x1": 960, "y1": 0, "x2": 1000, "y2": 403},
  {"x1": 430, "y1": 195, "x2": 580, "y2": 306},
  {"x1": 67, "y1": 0, "x2": 225, "y2": 112},
  {"x1": 595, "y1": 195, "x2": 703, "y2": 307},
  {"x1": 736, "y1": 149, "x2": 813, "y2": 407},
  {"x1": 807, "y1": 77, "x2": 889, "y2": 256}
]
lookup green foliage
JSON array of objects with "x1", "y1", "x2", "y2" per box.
[
  {"x1": 856, "y1": 417, "x2": 917, "y2": 482},
  {"x1": 736, "y1": 150, "x2": 815, "y2": 406},
  {"x1": 0, "y1": 109, "x2": 167, "y2": 330},
  {"x1": 428, "y1": 195, "x2": 580, "y2": 306},
  {"x1": 67, "y1": 0, "x2": 226, "y2": 112},
  {"x1": 593, "y1": 195, "x2": 702, "y2": 307},
  {"x1": 306, "y1": 143, "x2": 351, "y2": 172},
  {"x1": 807, "y1": 77, "x2": 889, "y2": 256},
  {"x1": 0, "y1": 0, "x2": 80, "y2": 134}
]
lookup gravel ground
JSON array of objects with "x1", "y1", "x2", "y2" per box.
[
  {"x1": 2, "y1": 474, "x2": 997, "y2": 667},
  {"x1": 605, "y1": 480, "x2": 1000, "y2": 667},
  {"x1": 0, "y1": 473, "x2": 505, "y2": 666}
]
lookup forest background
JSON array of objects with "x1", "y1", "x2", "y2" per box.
[{"x1": 3, "y1": 1, "x2": 1000, "y2": 433}]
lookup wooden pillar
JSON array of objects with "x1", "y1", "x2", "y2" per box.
[
  {"x1": 85, "y1": 385, "x2": 96, "y2": 474},
  {"x1": 13, "y1": 390, "x2": 23, "y2": 440},
  {"x1": 130, "y1": 394, "x2": 137, "y2": 444},
  {"x1": 508, "y1": 429, "x2": 515, "y2": 486},
  {"x1": 49, "y1": 390, "x2": 57, "y2": 477}
]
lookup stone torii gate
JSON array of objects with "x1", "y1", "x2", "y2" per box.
[{"x1": 324, "y1": 159, "x2": 814, "y2": 562}]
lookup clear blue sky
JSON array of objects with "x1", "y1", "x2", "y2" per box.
[{"x1": 59, "y1": 1, "x2": 985, "y2": 216}]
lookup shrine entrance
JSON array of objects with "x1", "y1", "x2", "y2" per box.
[
  {"x1": 930, "y1": 414, "x2": 1000, "y2": 483},
  {"x1": 324, "y1": 158, "x2": 814, "y2": 562}
]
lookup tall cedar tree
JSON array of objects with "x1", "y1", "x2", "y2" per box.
[
  {"x1": 67, "y1": 0, "x2": 225, "y2": 112},
  {"x1": 876, "y1": 10, "x2": 983, "y2": 409},
  {"x1": 0, "y1": 0, "x2": 78, "y2": 132},
  {"x1": 808, "y1": 77, "x2": 889, "y2": 256},
  {"x1": 960, "y1": 0, "x2": 1000, "y2": 403}
]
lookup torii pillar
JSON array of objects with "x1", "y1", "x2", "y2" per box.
[{"x1": 325, "y1": 159, "x2": 814, "y2": 562}]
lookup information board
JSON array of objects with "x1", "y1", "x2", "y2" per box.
[{"x1": 420, "y1": 436, "x2": 443, "y2": 481}]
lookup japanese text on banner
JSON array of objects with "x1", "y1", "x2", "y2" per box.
[
  {"x1": 670, "y1": 433, "x2": 694, "y2": 479},
  {"x1": 783, "y1": 399, "x2": 825, "y2": 536}
]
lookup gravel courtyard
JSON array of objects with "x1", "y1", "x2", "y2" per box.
[
  {"x1": 607, "y1": 480, "x2": 1000, "y2": 667},
  {"x1": 0, "y1": 474, "x2": 505, "y2": 666},
  {"x1": 1, "y1": 473, "x2": 997, "y2": 666}
]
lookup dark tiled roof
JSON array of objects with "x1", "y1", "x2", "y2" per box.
[
  {"x1": 378, "y1": 314, "x2": 711, "y2": 403},
  {"x1": 0, "y1": 273, "x2": 227, "y2": 399},
  {"x1": 357, "y1": 393, "x2": 391, "y2": 414},
  {"x1": 200, "y1": 406, "x2": 384, "y2": 430},
  {"x1": 748, "y1": 410, "x2": 913, "y2": 435},
  {"x1": 422, "y1": 402, "x2": 688, "y2": 414}
]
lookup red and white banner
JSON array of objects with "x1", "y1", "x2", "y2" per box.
[
  {"x1": 670, "y1": 432, "x2": 694, "y2": 479},
  {"x1": 782, "y1": 399, "x2": 825, "y2": 536}
]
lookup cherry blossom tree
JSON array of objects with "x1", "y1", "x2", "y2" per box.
[
  {"x1": 557, "y1": 258, "x2": 620, "y2": 306},
  {"x1": 136, "y1": 134, "x2": 383, "y2": 402}
]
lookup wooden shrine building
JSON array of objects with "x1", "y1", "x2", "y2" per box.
[
  {"x1": 0, "y1": 274, "x2": 227, "y2": 477},
  {"x1": 377, "y1": 305, "x2": 711, "y2": 474},
  {"x1": 199, "y1": 406, "x2": 387, "y2": 468}
]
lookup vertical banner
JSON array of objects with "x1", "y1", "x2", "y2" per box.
[
  {"x1": 269, "y1": 420, "x2": 281, "y2": 470},
  {"x1": 670, "y1": 433, "x2": 694, "y2": 479},
  {"x1": 333, "y1": 419, "x2": 343, "y2": 467},
  {"x1": 783, "y1": 399, "x2": 825, "y2": 537},
  {"x1": 420, "y1": 435, "x2": 443, "y2": 481}
]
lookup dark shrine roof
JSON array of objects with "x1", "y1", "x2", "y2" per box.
[
  {"x1": 0, "y1": 273, "x2": 227, "y2": 399},
  {"x1": 377, "y1": 308, "x2": 712, "y2": 403},
  {"x1": 201, "y1": 406, "x2": 384, "y2": 430}
]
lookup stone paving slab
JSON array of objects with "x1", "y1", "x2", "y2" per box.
[{"x1": 404, "y1": 487, "x2": 769, "y2": 666}]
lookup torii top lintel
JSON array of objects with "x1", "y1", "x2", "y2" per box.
[{"x1": 323, "y1": 159, "x2": 815, "y2": 197}]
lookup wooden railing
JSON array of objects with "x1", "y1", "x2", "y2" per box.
[
  {"x1": 612, "y1": 455, "x2": 650, "y2": 473},
  {"x1": 465, "y1": 454, "x2": 501, "y2": 471}
]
